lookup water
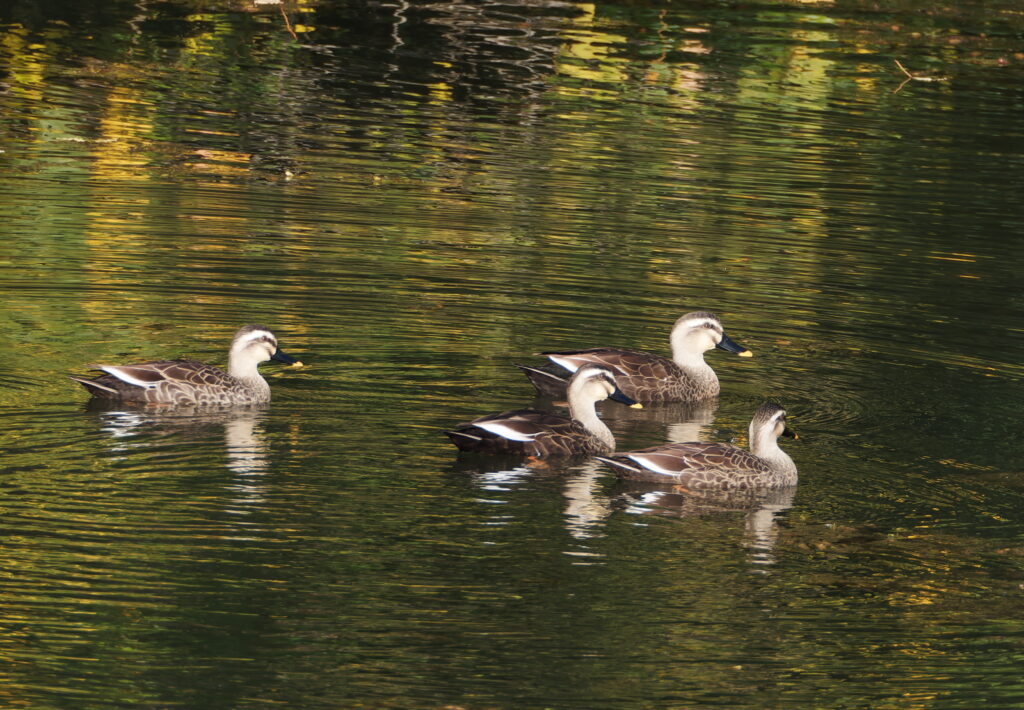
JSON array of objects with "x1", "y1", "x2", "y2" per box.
[{"x1": 2, "y1": 0, "x2": 1024, "y2": 707}]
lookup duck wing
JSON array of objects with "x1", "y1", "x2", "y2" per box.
[
  {"x1": 513, "y1": 363, "x2": 569, "y2": 398},
  {"x1": 145, "y1": 360, "x2": 234, "y2": 387},
  {"x1": 599, "y1": 442, "x2": 770, "y2": 488},
  {"x1": 543, "y1": 348, "x2": 671, "y2": 377},
  {"x1": 535, "y1": 348, "x2": 693, "y2": 402},
  {"x1": 446, "y1": 409, "x2": 598, "y2": 457},
  {"x1": 70, "y1": 359, "x2": 232, "y2": 401}
]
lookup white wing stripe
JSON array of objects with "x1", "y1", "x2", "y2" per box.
[
  {"x1": 626, "y1": 453, "x2": 677, "y2": 475},
  {"x1": 547, "y1": 355, "x2": 581, "y2": 373},
  {"x1": 99, "y1": 366, "x2": 160, "y2": 389},
  {"x1": 476, "y1": 421, "x2": 537, "y2": 442}
]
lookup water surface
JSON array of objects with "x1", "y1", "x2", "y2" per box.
[{"x1": 1, "y1": 0, "x2": 1023, "y2": 707}]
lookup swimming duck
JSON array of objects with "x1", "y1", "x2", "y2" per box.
[
  {"x1": 516, "y1": 310, "x2": 752, "y2": 403},
  {"x1": 597, "y1": 403, "x2": 797, "y2": 489},
  {"x1": 69, "y1": 325, "x2": 302, "y2": 406},
  {"x1": 446, "y1": 364, "x2": 641, "y2": 457}
]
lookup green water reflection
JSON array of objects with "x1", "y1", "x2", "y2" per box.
[{"x1": 1, "y1": 0, "x2": 1023, "y2": 708}]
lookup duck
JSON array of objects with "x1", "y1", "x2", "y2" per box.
[
  {"x1": 516, "y1": 310, "x2": 752, "y2": 403},
  {"x1": 446, "y1": 364, "x2": 642, "y2": 457},
  {"x1": 596, "y1": 403, "x2": 798, "y2": 489},
  {"x1": 69, "y1": 325, "x2": 302, "y2": 406}
]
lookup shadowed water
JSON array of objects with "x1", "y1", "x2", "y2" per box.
[{"x1": 1, "y1": 0, "x2": 1023, "y2": 707}]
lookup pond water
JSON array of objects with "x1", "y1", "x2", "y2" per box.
[{"x1": 1, "y1": 0, "x2": 1023, "y2": 707}]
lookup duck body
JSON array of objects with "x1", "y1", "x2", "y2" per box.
[
  {"x1": 598, "y1": 403, "x2": 797, "y2": 490},
  {"x1": 518, "y1": 347, "x2": 718, "y2": 403},
  {"x1": 518, "y1": 311, "x2": 751, "y2": 403},
  {"x1": 70, "y1": 325, "x2": 300, "y2": 406},
  {"x1": 73, "y1": 359, "x2": 270, "y2": 406},
  {"x1": 446, "y1": 409, "x2": 613, "y2": 457},
  {"x1": 446, "y1": 364, "x2": 640, "y2": 457}
]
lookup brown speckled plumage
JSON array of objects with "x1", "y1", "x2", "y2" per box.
[
  {"x1": 447, "y1": 409, "x2": 612, "y2": 457},
  {"x1": 518, "y1": 310, "x2": 750, "y2": 403},
  {"x1": 73, "y1": 359, "x2": 265, "y2": 406},
  {"x1": 598, "y1": 403, "x2": 798, "y2": 489},
  {"x1": 69, "y1": 325, "x2": 300, "y2": 406},
  {"x1": 446, "y1": 365, "x2": 639, "y2": 457},
  {"x1": 520, "y1": 348, "x2": 718, "y2": 402}
]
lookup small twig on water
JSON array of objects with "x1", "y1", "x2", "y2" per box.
[
  {"x1": 893, "y1": 60, "x2": 949, "y2": 93},
  {"x1": 895, "y1": 60, "x2": 916, "y2": 79},
  {"x1": 280, "y1": 4, "x2": 299, "y2": 40}
]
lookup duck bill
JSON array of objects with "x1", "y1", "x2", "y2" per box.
[
  {"x1": 609, "y1": 388, "x2": 643, "y2": 409},
  {"x1": 271, "y1": 348, "x2": 303, "y2": 367},
  {"x1": 782, "y1": 427, "x2": 798, "y2": 440},
  {"x1": 716, "y1": 333, "x2": 752, "y2": 357}
]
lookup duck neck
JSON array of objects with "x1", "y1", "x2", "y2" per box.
[
  {"x1": 749, "y1": 427, "x2": 797, "y2": 479},
  {"x1": 568, "y1": 395, "x2": 614, "y2": 449},
  {"x1": 670, "y1": 332, "x2": 715, "y2": 380},
  {"x1": 228, "y1": 354, "x2": 268, "y2": 391}
]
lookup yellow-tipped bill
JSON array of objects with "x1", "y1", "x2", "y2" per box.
[{"x1": 716, "y1": 332, "x2": 751, "y2": 357}]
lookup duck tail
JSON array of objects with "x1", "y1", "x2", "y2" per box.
[
  {"x1": 595, "y1": 456, "x2": 643, "y2": 474},
  {"x1": 514, "y1": 363, "x2": 568, "y2": 397},
  {"x1": 68, "y1": 375, "x2": 119, "y2": 397}
]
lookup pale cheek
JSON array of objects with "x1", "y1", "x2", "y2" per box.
[{"x1": 686, "y1": 332, "x2": 710, "y2": 348}]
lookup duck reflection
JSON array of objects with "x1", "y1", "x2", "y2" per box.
[
  {"x1": 610, "y1": 480, "x2": 797, "y2": 563},
  {"x1": 560, "y1": 463, "x2": 795, "y2": 559},
  {"x1": 606, "y1": 398, "x2": 719, "y2": 444},
  {"x1": 220, "y1": 413, "x2": 270, "y2": 477},
  {"x1": 463, "y1": 461, "x2": 538, "y2": 493},
  {"x1": 89, "y1": 403, "x2": 271, "y2": 477},
  {"x1": 451, "y1": 455, "x2": 606, "y2": 536},
  {"x1": 562, "y1": 460, "x2": 613, "y2": 540},
  {"x1": 456, "y1": 453, "x2": 794, "y2": 560}
]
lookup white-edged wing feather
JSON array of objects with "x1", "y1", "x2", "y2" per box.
[
  {"x1": 97, "y1": 365, "x2": 163, "y2": 389},
  {"x1": 475, "y1": 421, "x2": 538, "y2": 442}
]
